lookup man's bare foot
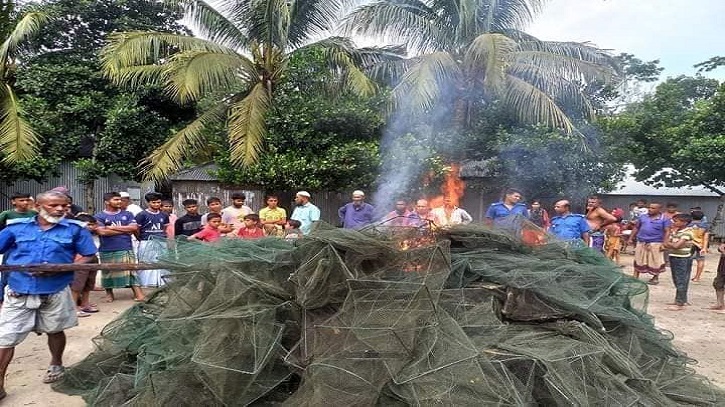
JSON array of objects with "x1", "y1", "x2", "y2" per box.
[
  {"x1": 133, "y1": 297, "x2": 145, "y2": 302},
  {"x1": 103, "y1": 294, "x2": 114, "y2": 303},
  {"x1": 707, "y1": 304, "x2": 725, "y2": 310},
  {"x1": 691, "y1": 278, "x2": 700, "y2": 282},
  {"x1": 666, "y1": 305, "x2": 684, "y2": 311}
]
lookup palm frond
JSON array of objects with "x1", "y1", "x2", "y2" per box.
[
  {"x1": 342, "y1": 1, "x2": 451, "y2": 53},
  {"x1": 503, "y1": 73, "x2": 575, "y2": 133},
  {"x1": 227, "y1": 82, "x2": 272, "y2": 166},
  {"x1": 517, "y1": 39, "x2": 619, "y2": 74},
  {"x1": 141, "y1": 102, "x2": 228, "y2": 181},
  {"x1": 174, "y1": 0, "x2": 249, "y2": 50},
  {"x1": 225, "y1": 0, "x2": 290, "y2": 51},
  {"x1": 288, "y1": 0, "x2": 344, "y2": 48},
  {"x1": 310, "y1": 37, "x2": 378, "y2": 97},
  {"x1": 0, "y1": 84, "x2": 39, "y2": 163},
  {"x1": 509, "y1": 50, "x2": 614, "y2": 84},
  {"x1": 0, "y1": 11, "x2": 49, "y2": 76},
  {"x1": 507, "y1": 62, "x2": 594, "y2": 118},
  {"x1": 391, "y1": 51, "x2": 462, "y2": 115},
  {"x1": 165, "y1": 50, "x2": 255, "y2": 104},
  {"x1": 101, "y1": 31, "x2": 238, "y2": 82},
  {"x1": 464, "y1": 33, "x2": 517, "y2": 94},
  {"x1": 479, "y1": 0, "x2": 544, "y2": 32}
]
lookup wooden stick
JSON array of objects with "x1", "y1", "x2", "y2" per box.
[{"x1": 0, "y1": 263, "x2": 170, "y2": 273}]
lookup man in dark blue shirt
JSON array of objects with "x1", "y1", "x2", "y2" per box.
[
  {"x1": 0, "y1": 190, "x2": 97, "y2": 399},
  {"x1": 485, "y1": 188, "x2": 529, "y2": 227},
  {"x1": 550, "y1": 200, "x2": 590, "y2": 246}
]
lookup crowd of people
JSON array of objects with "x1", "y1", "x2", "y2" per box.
[{"x1": 0, "y1": 186, "x2": 722, "y2": 399}]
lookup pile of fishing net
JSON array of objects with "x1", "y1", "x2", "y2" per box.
[{"x1": 53, "y1": 221, "x2": 725, "y2": 406}]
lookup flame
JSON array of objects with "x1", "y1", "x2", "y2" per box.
[{"x1": 429, "y1": 164, "x2": 466, "y2": 208}]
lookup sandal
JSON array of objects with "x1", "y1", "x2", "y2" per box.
[
  {"x1": 77, "y1": 310, "x2": 91, "y2": 318},
  {"x1": 42, "y1": 365, "x2": 65, "y2": 383},
  {"x1": 80, "y1": 305, "x2": 99, "y2": 313}
]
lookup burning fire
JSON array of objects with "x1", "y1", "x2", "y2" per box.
[{"x1": 428, "y1": 164, "x2": 465, "y2": 209}]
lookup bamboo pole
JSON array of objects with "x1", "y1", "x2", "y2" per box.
[{"x1": 0, "y1": 263, "x2": 170, "y2": 273}]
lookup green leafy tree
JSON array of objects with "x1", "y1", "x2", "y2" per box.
[
  {"x1": 214, "y1": 47, "x2": 387, "y2": 191},
  {"x1": 102, "y1": 0, "x2": 401, "y2": 180},
  {"x1": 600, "y1": 75, "x2": 723, "y2": 193},
  {"x1": 0, "y1": 2, "x2": 47, "y2": 163},
  {"x1": 491, "y1": 126, "x2": 625, "y2": 202},
  {"x1": 11, "y1": 0, "x2": 193, "y2": 210},
  {"x1": 344, "y1": 0, "x2": 618, "y2": 133}
]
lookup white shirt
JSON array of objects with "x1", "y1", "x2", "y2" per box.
[{"x1": 431, "y1": 207, "x2": 473, "y2": 226}]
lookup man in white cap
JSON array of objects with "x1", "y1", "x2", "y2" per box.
[
  {"x1": 338, "y1": 190, "x2": 375, "y2": 229},
  {"x1": 290, "y1": 191, "x2": 321, "y2": 235},
  {"x1": 119, "y1": 192, "x2": 142, "y2": 216}
]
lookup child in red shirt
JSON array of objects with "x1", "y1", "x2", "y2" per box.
[
  {"x1": 237, "y1": 214, "x2": 265, "y2": 239},
  {"x1": 189, "y1": 213, "x2": 223, "y2": 242}
]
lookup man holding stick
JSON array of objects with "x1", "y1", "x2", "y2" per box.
[{"x1": 0, "y1": 190, "x2": 97, "y2": 399}]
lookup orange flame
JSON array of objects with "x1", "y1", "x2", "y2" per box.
[{"x1": 429, "y1": 164, "x2": 465, "y2": 208}]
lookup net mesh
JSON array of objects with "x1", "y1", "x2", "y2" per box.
[{"x1": 53, "y1": 221, "x2": 725, "y2": 406}]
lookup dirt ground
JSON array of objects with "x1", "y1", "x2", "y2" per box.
[{"x1": 4, "y1": 252, "x2": 725, "y2": 405}]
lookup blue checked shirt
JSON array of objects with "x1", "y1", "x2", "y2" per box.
[{"x1": 0, "y1": 217, "x2": 97, "y2": 294}]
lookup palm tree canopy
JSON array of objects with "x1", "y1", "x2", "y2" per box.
[
  {"x1": 0, "y1": 9, "x2": 48, "y2": 163},
  {"x1": 103, "y1": 0, "x2": 398, "y2": 180},
  {"x1": 344, "y1": 0, "x2": 619, "y2": 132}
]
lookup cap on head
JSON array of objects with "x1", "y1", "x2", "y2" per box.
[
  {"x1": 119, "y1": 192, "x2": 130, "y2": 198},
  {"x1": 51, "y1": 186, "x2": 70, "y2": 195},
  {"x1": 297, "y1": 191, "x2": 311, "y2": 198},
  {"x1": 352, "y1": 190, "x2": 365, "y2": 197}
]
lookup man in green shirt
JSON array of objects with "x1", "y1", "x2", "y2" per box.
[{"x1": 0, "y1": 193, "x2": 37, "y2": 231}]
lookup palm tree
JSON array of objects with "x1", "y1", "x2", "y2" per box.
[
  {"x1": 0, "y1": 2, "x2": 47, "y2": 163},
  {"x1": 343, "y1": 0, "x2": 619, "y2": 133},
  {"x1": 102, "y1": 0, "x2": 400, "y2": 180}
]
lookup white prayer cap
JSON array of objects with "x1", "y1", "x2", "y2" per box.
[
  {"x1": 297, "y1": 191, "x2": 311, "y2": 198},
  {"x1": 352, "y1": 190, "x2": 365, "y2": 197},
  {"x1": 119, "y1": 192, "x2": 130, "y2": 198}
]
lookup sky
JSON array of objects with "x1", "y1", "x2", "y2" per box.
[{"x1": 528, "y1": 0, "x2": 725, "y2": 80}]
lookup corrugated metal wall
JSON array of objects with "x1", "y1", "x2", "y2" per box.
[{"x1": 0, "y1": 162, "x2": 150, "y2": 212}]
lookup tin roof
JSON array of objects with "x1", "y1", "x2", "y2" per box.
[
  {"x1": 606, "y1": 165, "x2": 721, "y2": 197},
  {"x1": 168, "y1": 164, "x2": 220, "y2": 182}
]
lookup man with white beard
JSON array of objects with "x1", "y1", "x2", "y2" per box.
[{"x1": 0, "y1": 190, "x2": 97, "y2": 399}]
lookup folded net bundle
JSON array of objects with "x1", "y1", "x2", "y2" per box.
[{"x1": 53, "y1": 221, "x2": 725, "y2": 406}]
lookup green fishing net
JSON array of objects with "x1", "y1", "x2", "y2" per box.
[{"x1": 52, "y1": 221, "x2": 725, "y2": 406}]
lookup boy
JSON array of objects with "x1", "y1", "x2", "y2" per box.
[
  {"x1": 709, "y1": 242, "x2": 725, "y2": 312},
  {"x1": 134, "y1": 192, "x2": 171, "y2": 287},
  {"x1": 284, "y1": 219, "x2": 302, "y2": 240},
  {"x1": 189, "y1": 213, "x2": 223, "y2": 243},
  {"x1": 174, "y1": 199, "x2": 203, "y2": 237},
  {"x1": 161, "y1": 199, "x2": 176, "y2": 238},
  {"x1": 237, "y1": 214, "x2": 265, "y2": 239},
  {"x1": 94, "y1": 192, "x2": 145, "y2": 303},
  {"x1": 259, "y1": 195, "x2": 287, "y2": 236},
  {"x1": 661, "y1": 213, "x2": 694, "y2": 311},
  {"x1": 201, "y1": 197, "x2": 232, "y2": 234},
  {"x1": 72, "y1": 214, "x2": 100, "y2": 317},
  {"x1": 0, "y1": 193, "x2": 37, "y2": 231},
  {"x1": 689, "y1": 210, "x2": 710, "y2": 282}
]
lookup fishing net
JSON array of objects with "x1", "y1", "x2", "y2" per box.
[{"x1": 53, "y1": 220, "x2": 725, "y2": 406}]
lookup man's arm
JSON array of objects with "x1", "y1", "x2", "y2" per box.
[
  {"x1": 338, "y1": 205, "x2": 346, "y2": 224},
  {"x1": 0, "y1": 227, "x2": 15, "y2": 253},
  {"x1": 483, "y1": 206, "x2": 495, "y2": 226},
  {"x1": 311, "y1": 206, "x2": 321, "y2": 222},
  {"x1": 460, "y1": 209, "x2": 473, "y2": 224},
  {"x1": 596, "y1": 208, "x2": 618, "y2": 229}
]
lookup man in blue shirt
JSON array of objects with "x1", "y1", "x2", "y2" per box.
[
  {"x1": 0, "y1": 190, "x2": 97, "y2": 399},
  {"x1": 550, "y1": 200, "x2": 590, "y2": 245},
  {"x1": 338, "y1": 190, "x2": 375, "y2": 229},
  {"x1": 485, "y1": 188, "x2": 529, "y2": 227},
  {"x1": 290, "y1": 191, "x2": 321, "y2": 235}
]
